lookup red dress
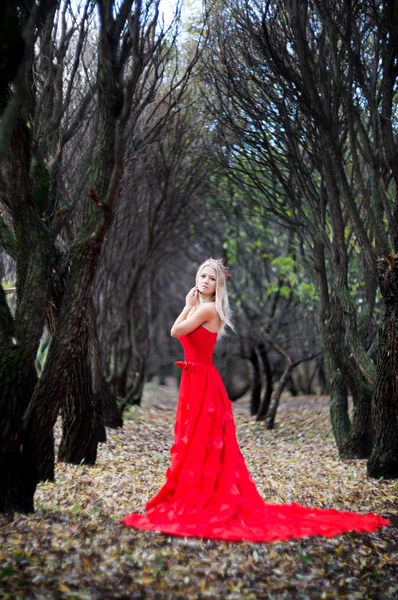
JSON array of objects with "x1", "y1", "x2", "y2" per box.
[{"x1": 122, "y1": 326, "x2": 389, "y2": 541}]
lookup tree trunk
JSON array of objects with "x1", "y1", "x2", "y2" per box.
[
  {"x1": 18, "y1": 236, "x2": 110, "y2": 509},
  {"x1": 256, "y1": 342, "x2": 273, "y2": 420},
  {"x1": 100, "y1": 376, "x2": 123, "y2": 428},
  {"x1": 58, "y1": 339, "x2": 102, "y2": 465},
  {"x1": 317, "y1": 357, "x2": 328, "y2": 394},
  {"x1": 110, "y1": 341, "x2": 132, "y2": 398},
  {"x1": 314, "y1": 236, "x2": 372, "y2": 457},
  {"x1": 346, "y1": 385, "x2": 372, "y2": 459},
  {"x1": 120, "y1": 364, "x2": 146, "y2": 410},
  {"x1": 328, "y1": 367, "x2": 351, "y2": 454},
  {"x1": 267, "y1": 362, "x2": 293, "y2": 430},
  {"x1": 260, "y1": 343, "x2": 273, "y2": 407},
  {"x1": 58, "y1": 302, "x2": 111, "y2": 463},
  {"x1": 91, "y1": 322, "x2": 122, "y2": 428},
  {"x1": 0, "y1": 115, "x2": 54, "y2": 505},
  {"x1": 367, "y1": 286, "x2": 398, "y2": 478},
  {"x1": 0, "y1": 345, "x2": 38, "y2": 513},
  {"x1": 249, "y1": 346, "x2": 261, "y2": 416}
]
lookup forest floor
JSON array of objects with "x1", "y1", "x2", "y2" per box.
[{"x1": 0, "y1": 383, "x2": 397, "y2": 600}]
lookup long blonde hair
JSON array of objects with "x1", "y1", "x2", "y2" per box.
[{"x1": 195, "y1": 258, "x2": 234, "y2": 337}]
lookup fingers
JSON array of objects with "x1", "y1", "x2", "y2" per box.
[{"x1": 186, "y1": 287, "x2": 198, "y2": 306}]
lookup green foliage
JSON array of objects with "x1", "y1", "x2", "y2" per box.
[{"x1": 297, "y1": 282, "x2": 317, "y2": 304}]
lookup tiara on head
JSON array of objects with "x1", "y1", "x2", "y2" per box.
[{"x1": 205, "y1": 257, "x2": 231, "y2": 279}]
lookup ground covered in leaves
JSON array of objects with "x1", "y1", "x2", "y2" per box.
[{"x1": 1, "y1": 383, "x2": 397, "y2": 599}]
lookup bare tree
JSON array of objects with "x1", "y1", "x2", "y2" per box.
[
  {"x1": 203, "y1": 0, "x2": 397, "y2": 469},
  {"x1": 94, "y1": 80, "x2": 208, "y2": 410},
  {"x1": 0, "y1": 0, "x2": 201, "y2": 513}
]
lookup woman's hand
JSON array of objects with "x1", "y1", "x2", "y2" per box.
[{"x1": 185, "y1": 286, "x2": 199, "y2": 308}]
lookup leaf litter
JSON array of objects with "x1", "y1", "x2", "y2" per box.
[{"x1": 0, "y1": 385, "x2": 397, "y2": 600}]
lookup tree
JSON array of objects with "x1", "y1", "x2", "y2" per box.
[
  {"x1": 214, "y1": 191, "x2": 322, "y2": 424},
  {"x1": 203, "y1": 0, "x2": 395, "y2": 465},
  {"x1": 0, "y1": 0, "x2": 198, "y2": 513},
  {"x1": 94, "y1": 94, "x2": 208, "y2": 410}
]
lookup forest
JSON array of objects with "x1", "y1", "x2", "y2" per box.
[{"x1": 0, "y1": 0, "x2": 397, "y2": 598}]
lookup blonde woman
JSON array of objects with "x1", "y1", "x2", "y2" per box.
[{"x1": 123, "y1": 259, "x2": 388, "y2": 541}]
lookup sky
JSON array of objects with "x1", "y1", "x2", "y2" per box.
[
  {"x1": 160, "y1": 0, "x2": 179, "y2": 22},
  {"x1": 159, "y1": 0, "x2": 202, "y2": 27}
]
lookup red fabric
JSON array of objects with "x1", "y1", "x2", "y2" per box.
[{"x1": 122, "y1": 326, "x2": 389, "y2": 542}]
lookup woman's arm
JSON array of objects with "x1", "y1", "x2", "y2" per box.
[{"x1": 170, "y1": 288, "x2": 217, "y2": 338}]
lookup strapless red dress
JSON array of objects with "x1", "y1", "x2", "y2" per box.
[{"x1": 122, "y1": 326, "x2": 389, "y2": 541}]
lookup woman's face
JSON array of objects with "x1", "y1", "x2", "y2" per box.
[{"x1": 198, "y1": 266, "x2": 217, "y2": 298}]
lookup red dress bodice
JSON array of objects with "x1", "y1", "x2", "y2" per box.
[{"x1": 177, "y1": 325, "x2": 217, "y2": 365}]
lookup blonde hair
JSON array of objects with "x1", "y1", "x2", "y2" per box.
[{"x1": 195, "y1": 259, "x2": 234, "y2": 337}]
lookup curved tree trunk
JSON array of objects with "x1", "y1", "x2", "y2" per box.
[
  {"x1": 19, "y1": 231, "x2": 111, "y2": 508},
  {"x1": 47, "y1": 261, "x2": 108, "y2": 464},
  {"x1": 249, "y1": 346, "x2": 261, "y2": 416},
  {"x1": 367, "y1": 285, "x2": 398, "y2": 478},
  {"x1": 0, "y1": 111, "x2": 54, "y2": 505},
  {"x1": 0, "y1": 344, "x2": 38, "y2": 513},
  {"x1": 258, "y1": 334, "x2": 292, "y2": 429},
  {"x1": 257, "y1": 342, "x2": 273, "y2": 418},
  {"x1": 120, "y1": 361, "x2": 146, "y2": 410},
  {"x1": 58, "y1": 321, "x2": 104, "y2": 464},
  {"x1": 267, "y1": 361, "x2": 293, "y2": 430},
  {"x1": 91, "y1": 317, "x2": 122, "y2": 429},
  {"x1": 57, "y1": 298, "x2": 122, "y2": 463},
  {"x1": 315, "y1": 235, "x2": 373, "y2": 458},
  {"x1": 346, "y1": 384, "x2": 372, "y2": 459},
  {"x1": 328, "y1": 366, "x2": 351, "y2": 454},
  {"x1": 322, "y1": 307, "x2": 372, "y2": 458},
  {"x1": 97, "y1": 372, "x2": 122, "y2": 428}
]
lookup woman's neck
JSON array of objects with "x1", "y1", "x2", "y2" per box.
[{"x1": 200, "y1": 293, "x2": 215, "y2": 303}]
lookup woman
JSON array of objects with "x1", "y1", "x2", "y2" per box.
[{"x1": 122, "y1": 258, "x2": 389, "y2": 541}]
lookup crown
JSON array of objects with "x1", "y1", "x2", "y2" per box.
[{"x1": 205, "y1": 257, "x2": 231, "y2": 279}]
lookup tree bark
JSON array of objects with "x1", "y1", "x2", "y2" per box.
[
  {"x1": 314, "y1": 235, "x2": 372, "y2": 458},
  {"x1": 0, "y1": 344, "x2": 38, "y2": 513},
  {"x1": 256, "y1": 342, "x2": 273, "y2": 420},
  {"x1": 328, "y1": 367, "x2": 351, "y2": 454},
  {"x1": 90, "y1": 311, "x2": 122, "y2": 428},
  {"x1": 58, "y1": 314, "x2": 105, "y2": 464},
  {"x1": 314, "y1": 237, "x2": 352, "y2": 456},
  {"x1": 18, "y1": 234, "x2": 110, "y2": 508},
  {"x1": 367, "y1": 271, "x2": 398, "y2": 478},
  {"x1": 249, "y1": 346, "x2": 261, "y2": 416},
  {"x1": 0, "y1": 112, "x2": 54, "y2": 504},
  {"x1": 267, "y1": 361, "x2": 293, "y2": 430}
]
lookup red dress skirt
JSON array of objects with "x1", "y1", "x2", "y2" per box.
[{"x1": 122, "y1": 326, "x2": 389, "y2": 542}]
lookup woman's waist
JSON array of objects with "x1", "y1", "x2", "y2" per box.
[{"x1": 174, "y1": 360, "x2": 214, "y2": 370}]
